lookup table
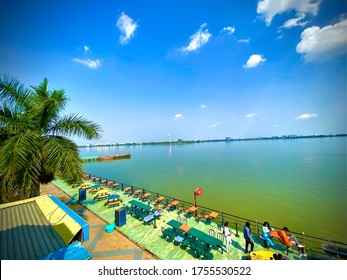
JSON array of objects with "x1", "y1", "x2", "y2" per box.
[
  {"x1": 109, "y1": 183, "x2": 119, "y2": 189},
  {"x1": 174, "y1": 236, "x2": 184, "y2": 245},
  {"x1": 103, "y1": 194, "x2": 121, "y2": 207},
  {"x1": 89, "y1": 184, "x2": 103, "y2": 193},
  {"x1": 186, "y1": 206, "x2": 198, "y2": 215},
  {"x1": 172, "y1": 200, "x2": 180, "y2": 205},
  {"x1": 187, "y1": 228, "x2": 224, "y2": 252},
  {"x1": 168, "y1": 200, "x2": 180, "y2": 209},
  {"x1": 133, "y1": 189, "x2": 143, "y2": 196},
  {"x1": 124, "y1": 187, "x2": 132, "y2": 192},
  {"x1": 143, "y1": 211, "x2": 162, "y2": 228},
  {"x1": 209, "y1": 211, "x2": 219, "y2": 219},
  {"x1": 205, "y1": 211, "x2": 219, "y2": 222},
  {"x1": 93, "y1": 190, "x2": 109, "y2": 200},
  {"x1": 129, "y1": 200, "x2": 152, "y2": 219},
  {"x1": 108, "y1": 194, "x2": 120, "y2": 202},
  {"x1": 141, "y1": 193, "x2": 151, "y2": 200},
  {"x1": 179, "y1": 224, "x2": 191, "y2": 233},
  {"x1": 79, "y1": 182, "x2": 93, "y2": 189},
  {"x1": 154, "y1": 196, "x2": 164, "y2": 204},
  {"x1": 128, "y1": 200, "x2": 152, "y2": 211},
  {"x1": 167, "y1": 219, "x2": 182, "y2": 230}
]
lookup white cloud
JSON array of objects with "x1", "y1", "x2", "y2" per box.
[
  {"x1": 257, "y1": 0, "x2": 320, "y2": 26},
  {"x1": 295, "y1": 113, "x2": 318, "y2": 120},
  {"x1": 72, "y1": 58, "x2": 101, "y2": 69},
  {"x1": 276, "y1": 33, "x2": 284, "y2": 40},
  {"x1": 243, "y1": 54, "x2": 266, "y2": 69},
  {"x1": 173, "y1": 113, "x2": 183, "y2": 121},
  {"x1": 238, "y1": 38, "x2": 250, "y2": 43},
  {"x1": 180, "y1": 23, "x2": 212, "y2": 53},
  {"x1": 245, "y1": 113, "x2": 256, "y2": 118},
  {"x1": 296, "y1": 18, "x2": 347, "y2": 62},
  {"x1": 117, "y1": 12, "x2": 138, "y2": 45},
  {"x1": 221, "y1": 26, "x2": 235, "y2": 36},
  {"x1": 83, "y1": 45, "x2": 90, "y2": 52},
  {"x1": 200, "y1": 104, "x2": 207, "y2": 109},
  {"x1": 208, "y1": 122, "x2": 220, "y2": 128},
  {"x1": 281, "y1": 16, "x2": 309, "y2": 29}
]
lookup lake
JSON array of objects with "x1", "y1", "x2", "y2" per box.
[{"x1": 80, "y1": 137, "x2": 347, "y2": 242}]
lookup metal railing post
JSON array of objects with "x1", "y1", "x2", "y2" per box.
[{"x1": 235, "y1": 222, "x2": 239, "y2": 237}]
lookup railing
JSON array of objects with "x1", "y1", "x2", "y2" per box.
[{"x1": 85, "y1": 173, "x2": 347, "y2": 259}]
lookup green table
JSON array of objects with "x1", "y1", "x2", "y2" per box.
[
  {"x1": 188, "y1": 228, "x2": 224, "y2": 251},
  {"x1": 128, "y1": 200, "x2": 152, "y2": 212},
  {"x1": 167, "y1": 219, "x2": 182, "y2": 229}
]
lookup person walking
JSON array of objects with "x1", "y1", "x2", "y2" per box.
[
  {"x1": 223, "y1": 221, "x2": 232, "y2": 253},
  {"x1": 243, "y1": 221, "x2": 254, "y2": 253}
]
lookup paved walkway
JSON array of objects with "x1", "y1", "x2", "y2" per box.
[{"x1": 41, "y1": 183, "x2": 158, "y2": 260}]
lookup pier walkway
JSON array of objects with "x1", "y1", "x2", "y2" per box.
[
  {"x1": 41, "y1": 182, "x2": 157, "y2": 260},
  {"x1": 81, "y1": 153, "x2": 131, "y2": 162},
  {"x1": 48, "y1": 178, "x2": 316, "y2": 260}
]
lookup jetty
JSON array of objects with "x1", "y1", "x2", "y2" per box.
[{"x1": 81, "y1": 153, "x2": 131, "y2": 162}]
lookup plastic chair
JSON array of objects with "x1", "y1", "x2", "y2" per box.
[
  {"x1": 161, "y1": 227, "x2": 173, "y2": 240},
  {"x1": 196, "y1": 212, "x2": 203, "y2": 220}
]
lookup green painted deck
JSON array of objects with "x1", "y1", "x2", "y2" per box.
[{"x1": 52, "y1": 179, "x2": 306, "y2": 260}]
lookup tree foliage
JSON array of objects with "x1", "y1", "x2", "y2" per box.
[{"x1": 0, "y1": 75, "x2": 102, "y2": 203}]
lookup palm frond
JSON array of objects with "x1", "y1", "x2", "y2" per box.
[
  {"x1": 0, "y1": 132, "x2": 42, "y2": 198},
  {"x1": 30, "y1": 77, "x2": 49, "y2": 98},
  {"x1": 48, "y1": 114, "x2": 102, "y2": 140},
  {"x1": 42, "y1": 135, "x2": 83, "y2": 183},
  {"x1": 30, "y1": 79, "x2": 69, "y2": 132},
  {"x1": 0, "y1": 75, "x2": 32, "y2": 112},
  {"x1": 0, "y1": 104, "x2": 31, "y2": 136}
]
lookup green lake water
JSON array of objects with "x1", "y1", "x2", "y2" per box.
[{"x1": 80, "y1": 137, "x2": 347, "y2": 242}]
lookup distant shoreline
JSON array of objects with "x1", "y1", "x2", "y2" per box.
[{"x1": 78, "y1": 133, "x2": 347, "y2": 148}]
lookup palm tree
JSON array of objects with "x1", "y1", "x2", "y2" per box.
[{"x1": 0, "y1": 75, "x2": 102, "y2": 203}]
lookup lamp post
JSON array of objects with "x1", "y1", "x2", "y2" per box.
[{"x1": 194, "y1": 187, "x2": 202, "y2": 207}]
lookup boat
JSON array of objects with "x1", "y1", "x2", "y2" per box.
[{"x1": 322, "y1": 244, "x2": 347, "y2": 259}]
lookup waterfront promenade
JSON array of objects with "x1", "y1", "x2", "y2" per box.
[
  {"x1": 47, "y1": 178, "x2": 317, "y2": 260},
  {"x1": 41, "y1": 183, "x2": 158, "y2": 260}
]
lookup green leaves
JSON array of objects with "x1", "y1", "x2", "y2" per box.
[
  {"x1": 0, "y1": 76, "x2": 103, "y2": 202},
  {"x1": 0, "y1": 132, "x2": 42, "y2": 199},
  {"x1": 0, "y1": 75, "x2": 32, "y2": 113},
  {"x1": 42, "y1": 135, "x2": 83, "y2": 184},
  {"x1": 49, "y1": 114, "x2": 103, "y2": 140}
]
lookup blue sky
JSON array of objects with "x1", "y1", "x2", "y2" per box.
[{"x1": 1, "y1": 0, "x2": 346, "y2": 144}]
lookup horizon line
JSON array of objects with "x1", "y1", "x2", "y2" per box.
[{"x1": 78, "y1": 133, "x2": 347, "y2": 147}]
